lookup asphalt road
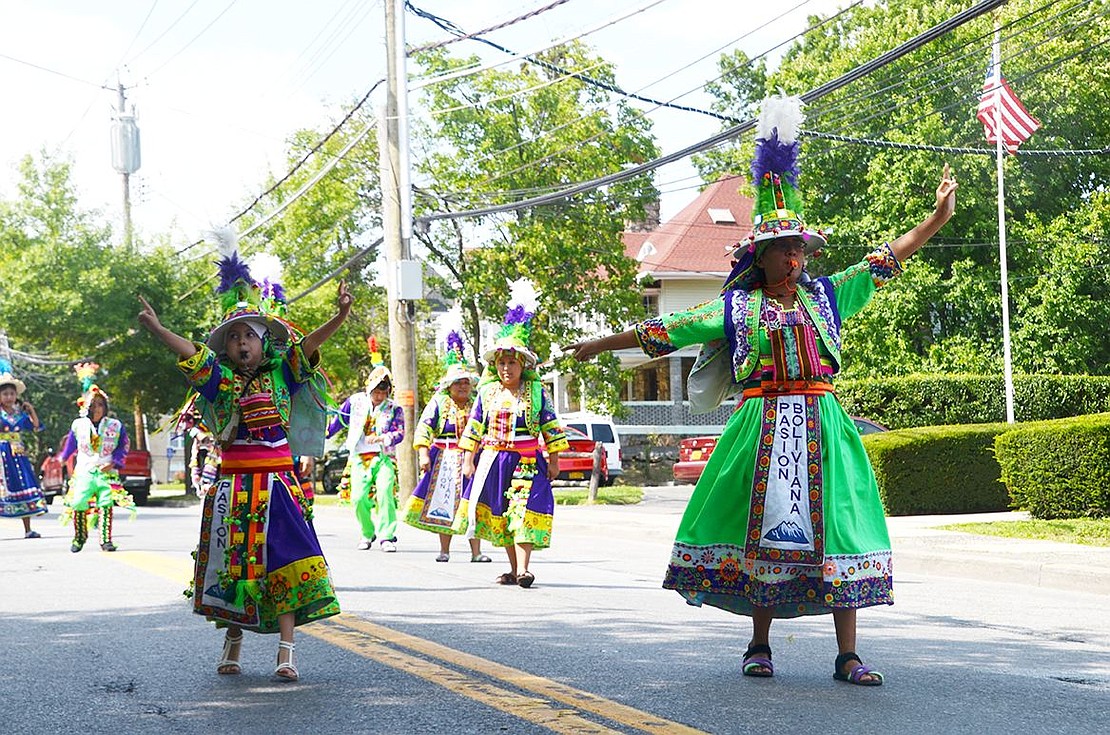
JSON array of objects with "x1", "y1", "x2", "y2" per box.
[{"x1": 2, "y1": 488, "x2": 1107, "y2": 735}]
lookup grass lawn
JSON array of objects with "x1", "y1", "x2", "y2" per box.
[
  {"x1": 149, "y1": 483, "x2": 199, "y2": 507},
  {"x1": 939, "y1": 518, "x2": 1110, "y2": 547},
  {"x1": 554, "y1": 486, "x2": 643, "y2": 505}
]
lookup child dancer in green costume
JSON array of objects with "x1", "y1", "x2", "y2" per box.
[
  {"x1": 328, "y1": 337, "x2": 405, "y2": 552},
  {"x1": 59, "y1": 364, "x2": 134, "y2": 552}
]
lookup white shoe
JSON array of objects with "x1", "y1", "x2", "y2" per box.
[
  {"x1": 380, "y1": 540, "x2": 397, "y2": 553},
  {"x1": 356, "y1": 539, "x2": 372, "y2": 550}
]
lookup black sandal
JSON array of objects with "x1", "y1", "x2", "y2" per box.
[
  {"x1": 742, "y1": 643, "x2": 773, "y2": 677},
  {"x1": 833, "y1": 651, "x2": 884, "y2": 686},
  {"x1": 496, "y1": 572, "x2": 517, "y2": 585},
  {"x1": 516, "y1": 570, "x2": 535, "y2": 588}
]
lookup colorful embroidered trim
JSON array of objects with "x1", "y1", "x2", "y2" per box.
[
  {"x1": 746, "y1": 395, "x2": 825, "y2": 566},
  {"x1": 865, "y1": 242, "x2": 904, "y2": 288}
]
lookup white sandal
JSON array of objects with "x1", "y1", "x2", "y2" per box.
[
  {"x1": 274, "y1": 640, "x2": 298, "y2": 682},
  {"x1": 217, "y1": 632, "x2": 243, "y2": 675}
]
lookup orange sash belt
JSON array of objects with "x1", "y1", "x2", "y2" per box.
[
  {"x1": 480, "y1": 439, "x2": 540, "y2": 453},
  {"x1": 432, "y1": 440, "x2": 461, "y2": 449},
  {"x1": 742, "y1": 380, "x2": 835, "y2": 400}
]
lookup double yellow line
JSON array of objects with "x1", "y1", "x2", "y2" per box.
[
  {"x1": 311, "y1": 615, "x2": 706, "y2": 735},
  {"x1": 117, "y1": 551, "x2": 706, "y2": 734}
]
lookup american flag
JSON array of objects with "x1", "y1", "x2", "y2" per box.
[{"x1": 977, "y1": 62, "x2": 1040, "y2": 154}]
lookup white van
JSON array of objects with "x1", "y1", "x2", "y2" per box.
[{"x1": 560, "y1": 412, "x2": 622, "y2": 484}]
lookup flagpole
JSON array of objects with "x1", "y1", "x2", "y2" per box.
[{"x1": 991, "y1": 26, "x2": 1017, "y2": 423}]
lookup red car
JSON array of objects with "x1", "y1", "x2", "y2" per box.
[
  {"x1": 555, "y1": 426, "x2": 608, "y2": 484},
  {"x1": 672, "y1": 436, "x2": 718, "y2": 483},
  {"x1": 672, "y1": 417, "x2": 887, "y2": 484}
]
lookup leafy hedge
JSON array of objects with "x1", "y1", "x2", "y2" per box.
[
  {"x1": 861, "y1": 423, "x2": 1012, "y2": 515},
  {"x1": 838, "y1": 374, "x2": 1110, "y2": 429},
  {"x1": 994, "y1": 413, "x2": 1110, "y2": 519}
]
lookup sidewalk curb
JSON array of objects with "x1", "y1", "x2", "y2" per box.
[{"x1": 635, "y1": 487, "x2": 1110, "y2": 595}]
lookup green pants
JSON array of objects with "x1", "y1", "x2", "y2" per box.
[
  {"x1": 350, "y1": 454, "x2": 398, "y2": 542},
  {"x1": 66, "y1": 468, "x2": 119, "y2": 510}
]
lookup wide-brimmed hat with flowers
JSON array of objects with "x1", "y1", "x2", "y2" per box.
[
  {"x1": 438, "y1": 330, "x2": 478, "y2": 391},
  {"x1": 483, "y1": 279, "x2": 540, "y2": 368},
  {"x1": 73, "y1": 362, "x2": 110, "y2": 414},
  {"x1": 0, "y1": 358, "x2": 26, "y2": 395},
  {"x1": 364, "y1": 336, "x2": 392, "y2": 391},
  {"x1": 205, "y1": 229, "x2": 290, "y2": 352},
  {"x1": 722, "y1": 94, "x2": 827, "y2": 292}
]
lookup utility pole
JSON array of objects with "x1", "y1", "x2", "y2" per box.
[
  {"x1": 110, "y1": 83, "x2": 140, "y2": 250},
  {"x1": 119, "y1": 85, "x2": 132, "y2": 249},
  {"x1": 110, "y1": 83, "x2": 145, "y2": 448},
  {"x1": 382, "y1": 0, "x2": 420, "y2": 496}
]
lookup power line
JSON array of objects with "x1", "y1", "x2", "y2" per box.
[
  {"x1": 409, "y1": 0, "x2": 668, "y2": 90},
  {"x1": 813, "y1": 28, "x2": 1110, "y2": 158},
  {"x1": 287, "y1": 237, "x2": 385, "y2": 304},
  {"x1": 141, "y1": 0, "x2": 240, "y2": 81},
  {"x1": 407, "y1": 0, "x2": 737, "y2": 121},
  {"x1": 115, "y1": 0, "x2": 163, "y2": 71},
  {"x1": 808, "y1": 0, "x2": 1107, "y2": 143},
  {"x1": 238, "y1": 117, "x2": 377, "y2": 239},
  {"x1": 406, "y1": 0, "x2": 577, "y2": 55},
  {"x1": 425, "y1": 59, "x2": 610, "y2": 117},
  {"x1": 284, "y1": 0, "x2": 366, "y2": 87},
  {"x1": 228, "y1": 79, "x2": 383, "y2": 226},
  {"x1": 418, "y1": 0, "x2": 849, "y2": 187},
  {"x1": 127, "y1": 0, "x2": 203, "y2": 64},
  {"x1": 6, "y1": 347, "x2": 77, "y2": 366},
  {"x1": 415, "y1": 0, "x2": 1007, "y2": 225},
  {"x1": 801, "y1": 130, "x2": 1110, "y2": 156},
  {"x1": 420, "y1": 0, "x2": 864, "y2": 197},
  {"x1": 808, "y1": 0, "x2": 1088, "y2": 124},
  {"x1": 0, "y1": 51, "x2": 112, "y2": 90},
  {"x1": 288, "y1": 1, "x2": 379, "y2": 92},
  {"x1": 175, "y1": 78, "x2": 386, "y2": 255}
]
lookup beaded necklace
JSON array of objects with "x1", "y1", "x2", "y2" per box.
[{"x1": 445, "y1": 393, "x2": 468, "y2": 439}]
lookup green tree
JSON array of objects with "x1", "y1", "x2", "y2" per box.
[
  {"x1": 1007, "y1": 191, "x2": 1110, "y2": 374},
  {"x1": 0, "y1": 153, "x2": 208, "y2": 437},
  {"x1": 695, "y1": 0, "x2": 1110, "y2": 376},
  {"x1": 411, "y1": 42, "x2": 660, "y2": 413},
  {"x1": 231, "y1": 104, "x2": 392, "y2": 399}
]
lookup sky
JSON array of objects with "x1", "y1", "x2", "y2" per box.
[{"x1": 0, "y1": 0, "x2": 852, "y2": 249}]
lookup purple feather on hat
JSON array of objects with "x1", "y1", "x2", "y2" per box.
[
  {"x1": 751, "y1": 131, "x2": 799, "y2": 186},
  {"x1": 504, "y1": 304, "x2": 533, "y2": 325},
  {"x1": 218, "y1": 251, "x2": 254, "y2": 293},
  {"x1": 446, "y1": 330, "x2": 464, "y2": 354}
]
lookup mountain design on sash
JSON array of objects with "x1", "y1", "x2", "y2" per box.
[{"x1": 765, "y1": 520, "x2": 809, "y2": 544}]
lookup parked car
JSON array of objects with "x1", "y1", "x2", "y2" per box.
[
  {"x1": 38, "y1": 449, "x2": 68, "y2": 505},
  {"x1": 120, "y1": 449, "x2": 153, "y2": 506},
  {"x1": 554, "y1": 426, "x2": 608, "y2": 484},
  {"x1": 672, "y1": 436, "x2": 718, "y2": 483},
  {"x1": 852, "y1": 416, "x2": 889, "y2": 435},
  {"x1": 560, "y1": 412, "x2": 622, "y2": 485},
  {"x1": 317, "y1": 447, "x2": 350, "y2": 494},
  {"x1": 672, "y1": 417, "x2": 888, "y2": 484}
]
